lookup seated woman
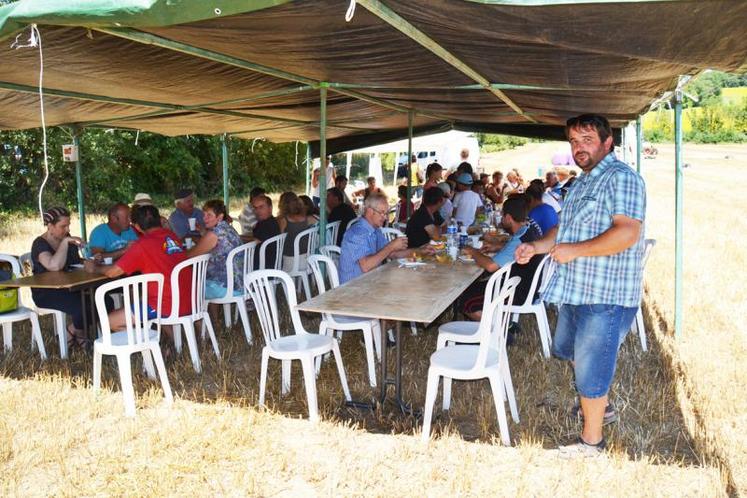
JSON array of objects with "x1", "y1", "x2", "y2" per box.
[
  {"x1": 185, "y1": 199, "x2": 243, "y2": 299},
  {"x1": 277, "y1": 193, "x2": 311, "y2": 272},
  {"x1": 299, "y1": 195, "x2": 320, "y2": 223},
  {"x1": 31, "y1": 207, "x2": 112, "y2": 348}
]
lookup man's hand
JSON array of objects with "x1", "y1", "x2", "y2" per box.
[
  {"x1": 549, "y1": 243, "x2": 579, "y2": 264},
  {"x1": 514, "y1": 242, "x2": 536, "y2": 264},
  {"x1": 387, "y1": 236, "x2": 408, "y2": 254}
]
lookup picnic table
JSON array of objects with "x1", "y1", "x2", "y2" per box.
[
  {"x1": 2, "y1": 269, "x2": 111, "y2": 340},
  {"x1": 297, "y1": 258, "x2": 483, "y2": 413}
]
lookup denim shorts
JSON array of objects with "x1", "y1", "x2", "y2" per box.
[{"x1": 553, "y1": 303, "x2": 637, "y2": 398}]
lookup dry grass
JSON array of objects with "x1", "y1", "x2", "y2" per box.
[{"x1": 0, "y1": 144, "x2": 739, "y2": 496}]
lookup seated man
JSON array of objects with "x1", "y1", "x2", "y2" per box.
[
  {"x1": 461, "y1": 196, "x2": 544, "y2": 321},
  {"x1": 168, "y1": 188, "x2": 204, "y2": 239},
  {"x1": 94, "y1": 205, "x2": 192, "y2": 335},
  {"x1": 88, "y1": 202, "x2": 138, "y2": 262},
  {"x1": 334, "y1": 175, "x2": 354, "y2": 207},
  {"x1": 327, "y1": 187, "x2": 357, "y2": 246},
  {"x1": 396, "y1": 185, "x2": 416, "y2": 223},
  {"x1": 406, "y1": 187, "x2": 444, "y2": 248},
  {"x1": 339, "y1": 193, "x2": 412, "y2": 284},
  {"x1": 526, "y1": 181, "x2": 559, "y2": 234},
  {"x1": 238, "y1": 187, "x2": 266, "y2": 237},
  {"x1": 248, "y1": 194, "x2": 280, "y2": 269}
]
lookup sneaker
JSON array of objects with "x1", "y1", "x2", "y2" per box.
[
  {"x1": 571, "y1": 399, "x2": 618, "y2": 426},
  {"x1": 557, "y1": 437, "x2": 606, "y2": 459}
]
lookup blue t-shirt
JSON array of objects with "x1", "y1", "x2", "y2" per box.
[
  {"x1": 492, "y1": 224, "x2": 530, "y2": 267},
  {"x1": 88, "y1": 223, "x2": 138, "y2": 255},
  {"x1": 168, "y1": 208, "x2": 205, "y2": 238},
  {"x1": 529, "y1": 203, "x2": 559, "y2": 235}
]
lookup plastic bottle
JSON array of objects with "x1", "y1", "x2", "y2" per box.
[{"x1": 446, "y1": 219, "x2": 458, "y2": 258}]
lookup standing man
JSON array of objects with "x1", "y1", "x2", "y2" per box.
[
  {"x1": 312, "y1": 155, "x2": 336, "y2": 207},
  {"x1": 87, "y1": 202, "x2": 138, "y2": 261},
  {"x1": 515, "y1": 114, "x2": 646, "y2": 457},
  {"x1": 168, "y1": 189, "x2": 204, "y2": 239},
  {"x1": 452, "y1": 173, "x2": 482, "y2": 227}
]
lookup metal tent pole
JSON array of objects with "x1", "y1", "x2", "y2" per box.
[
  {"x1": 319, "y1": 85, "x2": 328, "y2": 246},
  {"x1": 221, "y1": 134, "x2": 229, "y2": 207},
  {"x1": 406, "y1": 111, "x2": 414, "y2": 220},
  {"x1": 305, "y1": 142, "x2": 311, "y2": 196},
  {"x1": 636, "y1": 116, "x2": 643, "y2": 174},
  {"x1": 346, "y1": 151, "x2": 352, "y2": 180},
  {"x1": 674, "y1": 90, "x2": 684, "y2": 339},
  {"x1": 72, "y1": 128, "x2": 87, "y2": 241}
]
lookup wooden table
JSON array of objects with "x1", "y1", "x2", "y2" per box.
[
  {"x1": 3, "y1": 269, "x2": 111, "y2": 340},
  {"x1": 297, "y1": 259, "x2": 483, "y2": 413}
]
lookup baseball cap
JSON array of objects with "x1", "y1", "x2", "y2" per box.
[
  {"x1": 457, "y1": 173, "x2": 474, "y2": 185},
  {"x1": 174, "y1": 188, "x2": 193, "y2": 200}
]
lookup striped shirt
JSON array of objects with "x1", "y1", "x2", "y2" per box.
[
  {"x1": 542, "y1": 152, "x2": 646, "y2": 307},
  {"x1": 339, "y1": 218, "x2": 387, "y2": 284}
]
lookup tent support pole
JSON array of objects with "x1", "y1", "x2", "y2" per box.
[
  {"x1": 406, "y1": 112, "x2": 414, "y2": 220},
  {"x1": 674, "y1": 90, "x2": 684, "y2": 339},
  {"x1": 305, "y1": 142, "x2": 311, "y2": 196},
  {"x1": 636, "y1": 116, "x2": 642, "y2": 174},
  {"x1": 221, "y1": 134, "x2": 230, "y2": 207},
  {"x1": 319, "y1": 85, "x2": 328, "y2": 247},
  {"x1": 72, "y1": 128, "x2": 87, "y2": 241}
]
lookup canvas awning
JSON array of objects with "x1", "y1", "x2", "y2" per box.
[{"x1": 0, "y1": 0, "x2": 746, "y2": 153}]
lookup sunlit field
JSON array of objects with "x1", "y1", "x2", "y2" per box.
[{"x1": 0, "y1": 142, "x2": 742, "y2": 495}]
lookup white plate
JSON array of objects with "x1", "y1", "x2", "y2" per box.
[
  {"x1": 397, "y1": 259, "x2": 427, "y2": 267},
  {"x1": 69, "y1": 263, "x2": 84, "y2": 269},
  {"x1": 458, "y1": 256, "x2": 475, "y2": 263}
]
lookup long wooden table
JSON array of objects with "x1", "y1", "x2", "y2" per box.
[
  {"x1": 3, "y1": 269, "x2": 111, "y2": 340},
  {"x1": 297, "y1": 259, "x2": 484, "y2": 413}
]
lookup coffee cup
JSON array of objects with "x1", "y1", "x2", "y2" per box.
[
  {"x1": 103, "y1": 257, "x2": 113, "y2": 265},
  {"x1": 188, "y1": 217, "x2": 197, "y2": 231}
]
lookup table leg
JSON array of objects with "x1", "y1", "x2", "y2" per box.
[
  {"x1": 79, "y1": 289, "x2": 89, "y2": 340},
  {"x1": 377, "y1": 321, "x2": 417, "y2": 416}
]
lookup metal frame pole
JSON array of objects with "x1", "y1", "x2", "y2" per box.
[
  {"x1": 72, "y1": 128, "x2": 87, "y2": 241},
  {"x1": 674, "y1": 90, "x2": 684, "y2": 338},
  {"x1": 305, "y1": 142, "x2": 311, "y2": 196},
  {"x1": 406, "y1": 111, "x2": 414, "y2": 219},
  {"x1": 636, "y1": 116, "x2": 642, "y2": 174},
  {"x1": 318, "y1": 85, "x2": 328, "y2": 246},
  {"x1": 221, "y1": 133, "x2": 229, "y2": 207}
]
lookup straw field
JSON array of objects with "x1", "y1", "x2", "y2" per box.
[{"x1": 0, "y1": 142, "x2": 741, "y2": 496}]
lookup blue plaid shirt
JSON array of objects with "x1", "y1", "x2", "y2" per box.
[
  {"x1": 542, "y1": 152, "x2": 646, "y2": 307},
  {"x1": 339, "y1": 218, "x2": 388, "y2": 284}
]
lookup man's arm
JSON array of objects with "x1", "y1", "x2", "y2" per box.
[
  {"x1": 357, "y1": 238, "x2": 407, "y2": 273},
  {"x1": 464, "y1": 246, "x2": 499, "y2": 273},
  {"x1": 90, "y1": 242, "x2": 132, "y2": 261},
  {"x1": 550, "y1": 215, "x2": 640, "y2": 263},
  {"x1": 515, "y1": 226, "x2": 558, "y2": 263}
]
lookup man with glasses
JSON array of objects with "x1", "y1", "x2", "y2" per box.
[
  {"x1": 515, "y1": 114, "x2": 646, "y2": 458},
  {"x1": 339, "y1": 193, "x2": 410, "y2": 284}
]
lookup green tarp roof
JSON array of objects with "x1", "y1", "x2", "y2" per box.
[{"x1": 1, "y1": 0, "x2": 746, "y2": 153}]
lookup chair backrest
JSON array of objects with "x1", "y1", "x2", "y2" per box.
[
  {"x1": 244, "y1": 269, "x2": 308, "y2": 345},
  {"x1": 168, "y1": 254, "x2": 210, "y2": 320},
  {"x1": 475, "y1": 276, "x2": 520, "y2": 370},
  {"x1": 290, "y1": 226, "x2": 319, "y2": 273},
  {"x1": 95, "y1": 273, "x2": 163, "y2": 347},
  {"x1": 346, "y1": 216, "x2": 361, "y2": 231},
  {"x1": 307, "y1": 254, "x2": 340, "y2": 295},
  {"x1": 224, "y1": 241, "x2": 257, "y2": 296},
  {"x1": 642, "y1": 238, "x2": 656, "y2": 268},
  {"x1": 381, "y1": 227, "x2": 404, "y2": 242},
  {"x1": 0, "y1": 254, "x2": 22, "y2": 306},
  {"x1": 512, "y1": 254, "x2": 554, "y2": 308},
  {"x1": 319, "y1": 244, "x2": 341, "y2": 259},
  {"x1": 258, "y1": 232, "x2": 287, "y2": 271},
  {"x1": 326, "y1": 221, "x2": 341, "y2": 246}
]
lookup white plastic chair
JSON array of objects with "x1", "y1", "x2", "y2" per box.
[
  {"x1": 19, "y1": 252, "x2": 67, "y2": 358},
  {"x1": 325, "y1": 221, "x2": 341, "y2": 246},
  {"x1": 422, "y1": 276, "x2": 520, "y2": 445},
  {"x1": 319, "y1": 244, "x2": 341, "y2": 266},
  {"x1": 247, "y1": 269, "x2": 351, "y2": 422},
  {"x1": 258, "y1": 233, "x2": 287, "y2": 271},
  {"x1": 92, "y1": 273, "x2": 172, "y2": 417},
  {"x1": 161, "y1": 254, "x2": 220, "y2": 373},
  {"x1": 287, "y1": 226, "x2": 319, "y2": 301},
  {"x1": 381, "y1": 227, "x2": 404, "y2": 242},
  {"x1": 346, "y1": 216, "x2": 361, "y2": 231},
  {"x1": 0, "y1": 254, "x2": 46, "y2": 359},
  {"x1": 507, "y1": 255, "x2": 555, "y2": 359},
  {"x1": 632, "y1": 239, "x2": 656, "y2": 351},
  {"x1": 308, "y1": 255, "x2": 381, "y2": 386},
  {"x1": 206, "y1": 241, "x2": 257, "y2": 345}
]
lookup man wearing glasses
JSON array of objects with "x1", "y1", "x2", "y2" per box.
[{"x1": 339, "y1": 193, "x2": 411, "y2": 284}]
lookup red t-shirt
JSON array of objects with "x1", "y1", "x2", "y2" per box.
[{"x1": 116, "y1": 228, "x2": 191, "y2": 316}]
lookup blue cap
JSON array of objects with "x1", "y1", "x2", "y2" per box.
[{"x1": 457, "y1": 173, "x2": 474, "y2": 185}]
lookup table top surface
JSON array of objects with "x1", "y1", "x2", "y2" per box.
[
  {"x1": 296, "y1": 259, "x2": 484, "y2": 323},
  {"x1": 1, "y1": 269, "x2": 110, "y2": 289}
]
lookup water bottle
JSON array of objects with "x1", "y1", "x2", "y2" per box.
[
  {"x1": 484, "y1": 202, "x2": 493, "y2": 227},
  {"x1": 446, "y1": 219, "x2": 458, "y2": 258}
]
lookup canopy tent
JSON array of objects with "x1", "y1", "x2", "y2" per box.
[{"x1": 1, "y1": 0, "x2": 747, "y2": 338}]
